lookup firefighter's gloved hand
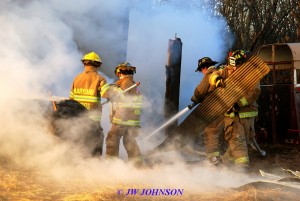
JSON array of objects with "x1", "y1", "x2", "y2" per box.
[
  {"x1": 233, "y1": 102, "x2": 240, "y2": 111},
  {"x1": 226, "y1": 107, "x2": 233, "y2": 114},
  {"x1": 227, "y1": 103, "x2": 240, "y2": 114},
  {"x1": 216, "y1": 77, "x2": 226, "y2": 88},
  {"x1": 189, "y1": 96, "x2": 203, "y2": 110}
]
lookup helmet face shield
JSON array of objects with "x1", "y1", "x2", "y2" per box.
[
  {"x1": 229, "y1": 56, "x2": 237, "y2": 67},
  {"x1": 115, "y1": 62, "x2": 136, "y2": 76},
  {"x1": 82, "y1": 60, "x2": 102, "y2": 67}
]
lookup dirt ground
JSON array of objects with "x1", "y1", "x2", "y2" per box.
[
  {"x1": 0, "y1": 143, "x2": 299, "y2": 201},
  {"x1": 248, "y1": 143, "x2": 300, "y2": 177}
]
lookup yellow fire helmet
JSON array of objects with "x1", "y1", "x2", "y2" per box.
[
  {"x1": 81, "y1": 52, "x2": 102, "y2": 67},
  {"x1": 115, "y1": 62, "x2": 136, "y2": 76}
]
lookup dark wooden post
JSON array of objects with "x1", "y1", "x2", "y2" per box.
[{"x1": 164, "y1": 36, "x2": 183, "y2": 136}]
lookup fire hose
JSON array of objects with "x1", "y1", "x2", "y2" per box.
[
  {"x1": 151, "y1": 55, "x2": 270, "y2": 153},
  {"x1": 101, "y1": 82, "x2": 140, "y2": 105},
  {"x1": 47, "y1": 82, "x2": 140, "y2": 112},
  {"x1": 189, "y1": 100, "x2": 267, "y2": 158},
  {"x1": 145, "y1": 103, "x2": 198, "y2": 140},
  {"x1": 250, "y1": 137, "x2": 266, "y2": 157}
]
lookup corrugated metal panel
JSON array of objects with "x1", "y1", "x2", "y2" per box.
[{"x1": 153, "y1": 56, "x2": 270, "y2": 152}]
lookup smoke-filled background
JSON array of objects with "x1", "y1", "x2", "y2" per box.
[{"x1": 0, "y1": 0, "x2": 251, "y2": 194}]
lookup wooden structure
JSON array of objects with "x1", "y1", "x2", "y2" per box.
[
  {"x1": 164, "y1": 36, "x2": 182, "y2": 136},
  {"x1": 256, "y1": 43, "x2": 300, "y2": 144}
]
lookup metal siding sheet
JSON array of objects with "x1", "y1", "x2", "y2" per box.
[{"x1": 153, "y1": 56, "x2": 270, "y2": 152}]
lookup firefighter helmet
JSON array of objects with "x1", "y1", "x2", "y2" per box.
[
  {"x1": 115, "y1": 62, "x2": 136, "y2": 76},
  {"x1": 81, "y1": 52, "x2": 102, "y2": 67},
  {"x1": 195, "y1": 57, "x2": 218, "y2": 72},
  {"x1": 228, "y1": 50, "x2": 251, "y2": 67}
]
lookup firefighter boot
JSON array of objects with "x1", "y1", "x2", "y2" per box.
[
  {"x1": 131, "y1": 156, "x2": 145, "y2": 169},
  {"x1": 234, "y1": 163, "x2": 250, "y2": 174},
  {"x1": 209, "y1": 156, "x2": 223, "y2": 166}
]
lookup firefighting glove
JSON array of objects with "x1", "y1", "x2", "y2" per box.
[
  {"x1": 189, "y1": 97, "x2": 201, "y2": 110},
  {"x1": 227, "y1": 103, "x2": 240, "y2": 114},
  {"x1": 215, "y1": 77, "x2": 226, "y2": 88},
  {"x1": 233, "y1": 102, "x2": 240, "y2": 111}
]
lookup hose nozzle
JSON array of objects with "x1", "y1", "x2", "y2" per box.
[{"x1": 188, "y1": 102, "x2": 197, "y2": 110}]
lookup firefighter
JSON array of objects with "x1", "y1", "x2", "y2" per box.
[
  {"x1": 191, "y1": 57, "x2": 224, "y2": 166},
  {"x1": 227, "y1": 50, "x2": 261, "y2": 150},
  {"x1": 70, "y1": 51, "x2": 111, "y2": 157},
  {"x1": 105, "y1": 62, "x2": 143, "y2": 166},
  {"x1": 210, "y1": 50, "x2": 254, "y2": 172},
  {"x1": 238, "y1": 84, "x2": 261, "y2": 150}
]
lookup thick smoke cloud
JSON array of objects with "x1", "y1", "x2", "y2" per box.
[
  {"x1": 0, "y1": 0, "x2": 250, "y2": 193},
  {"x1": 127, "y1": 0, "x2": 229, "y2": 127}
]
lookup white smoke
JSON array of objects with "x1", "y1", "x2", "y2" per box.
[
  {"x1": 127, "y1": 0, "x2": 229, "y2": 128},
  {"x1": 127, "y1": 0, "x2": 230, "y2": 149},
  {"x1": 0, "y1": 0, "x2": 252, "y2": 195}
]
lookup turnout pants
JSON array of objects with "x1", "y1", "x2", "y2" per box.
[
  {"x1": 204, "y1": 116, "x2": 224, "y2": 159},
  {"x1": 240, "y1": 117, "x2": 256, "y2": 145},
  {"x1": 106, "y1": 124, "x2": 141, "y2": 161},
  {"x1": 89, "y1": 121, "x2": 104, "y2": 157},
  {"x1": 223, "y1": 116, "x2": 249, "y2": 167}
]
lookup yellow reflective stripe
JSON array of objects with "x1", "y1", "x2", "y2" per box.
[
  {"x1": 117, "y1": 95, "x2": 142, "y2": 108},
  {"x1": 112, "y1": 117, "x2": 140, "y2": 126},
  {"x1": 117, "y1": 103, "x2": 142, "y2": 108},
  {"x1": 234, "y1": 157, "x2": 249, "y2": 165},
  {"x1": 225, "y1": 112, "x2": 235, "y2": 117},
  {"x1": 117, "y1": 88, "x2": 123, "y2": 92},
  {"x1": 206, "y1": 152, "x2": 220, "y2": 158},
  {"x1": 70, "y1": 91, "x2": 74, "y2": 99},
  {"x1": 73, "y1": 95, "x2": 100, "y2": 103},
  {"x1": 131, "y1": 156, "x2": 143, "y2": 163},
  {"x1": 135, "y1": 109, "x2": 141, "y2": 115},
  {"x1": 239, "y1": 111, "x2": 258, "y2": 118},
  {"x1": 100, "y1": 83, "x2": 110, "y2": 96},
  {"x1": 240, "y1": 97, "x2": 248, "y2": 106},
  {"x1": 133, "y1": 95, "x2": 143, "y2": 101}
]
